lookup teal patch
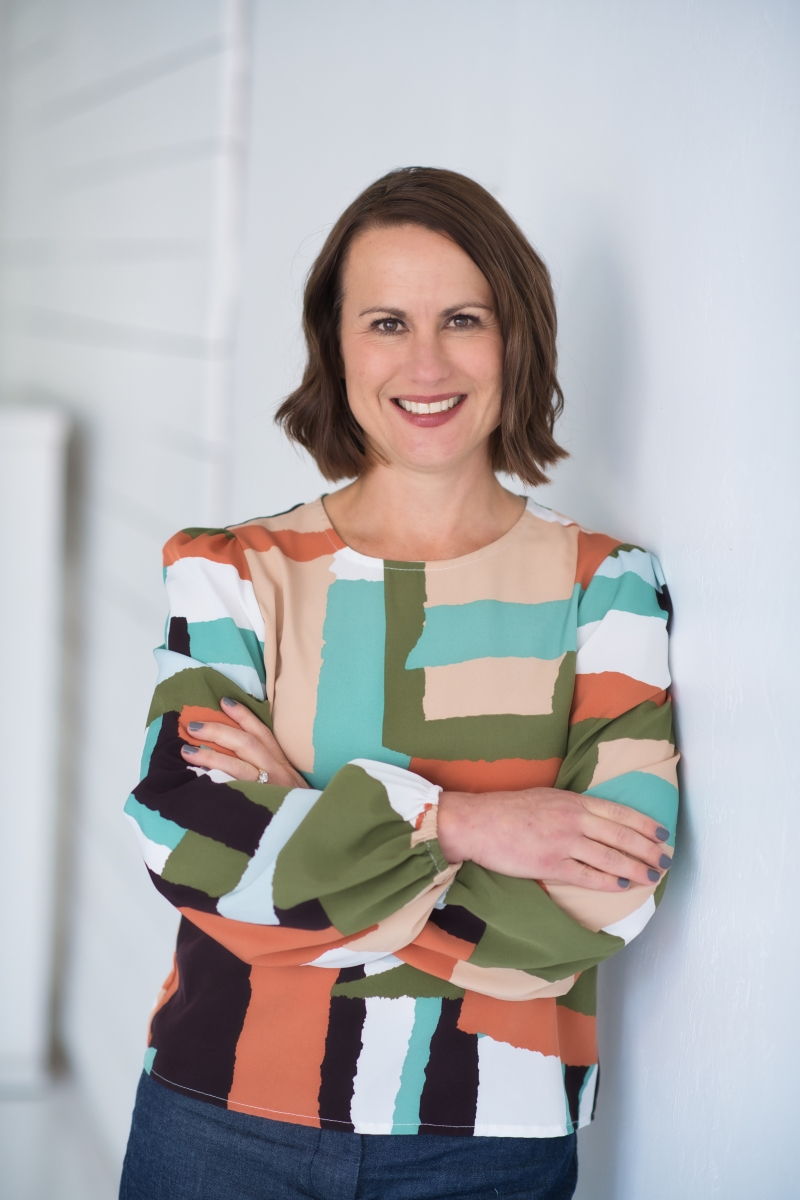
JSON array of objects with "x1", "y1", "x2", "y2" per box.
[
  {"x1": 578, "y1": 572, "x2": 666, "y2": 626},
  {"x1": 391, "y1": 998, "x2": 442, "y2": 1134},
  {"x1": 586, "y1": 771, "x2": 678, "y2": 846},
  {"x1": 309, "y1": 579, "x2": 409, "y2": 789},
  {"x1": 139, "y1": 715, "x2": 163, "y2": 780},
  {"x1": 187, "y1": 619, "x2": 266, "y2": 684},
  {"x1": 124, "y1": 793, "x2": 186, "y2": 851},
  {"x1": 143, "y1": 1046, "x2": 157, "y2": 1075},
  {"x1": 405, "y1": 591, "x2": 579, "y2": 669}
]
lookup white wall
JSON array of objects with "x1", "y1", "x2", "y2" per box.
[
  {"x1": 0, "y1": 0, "x2": 250, "y2": 1159},
  {"x1": 231, "y1": 4, "x2": 800, "y2": 1198},
  {"x1": 1, "y1": 2, "x2": 798, "y2": 1194}
]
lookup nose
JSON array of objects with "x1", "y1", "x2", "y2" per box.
[{"x1": 404, "y1": 329, "x2": 452, "y2": 386}]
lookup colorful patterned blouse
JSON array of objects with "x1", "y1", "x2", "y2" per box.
[{"x1": 125, "y1": 496, "x2": 678, "y2": 1138}]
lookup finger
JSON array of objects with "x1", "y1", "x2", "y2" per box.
[
  {"x1": 181, "y1": 744, "x2": 260, "y2": 782},
  {"x1": 545, "y1": 859, "x2": 639, "y2": 893},
  {"x1": 574, "y1": 836, "x2": 664, "y2": 888},
  {"x1": 186, "y1": 720, "x2": 274, "y2": 768},
  {"x1": 578, "y1": 793, "x2": 671, "y2": 845},
  {"x1": 582, "y1": 814, "x2": 673, "y2": 872},
  {"x1": 220, "y1": 698, "x2": 282, "y2": 751}
]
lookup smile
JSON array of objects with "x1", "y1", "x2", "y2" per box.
[{"x1": 393, "y1": 394, "x2": 464, "y2": 414}]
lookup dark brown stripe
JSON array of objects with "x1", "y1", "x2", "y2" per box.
[
  {"x1": 317, "y1": 996, "x2": 366, "y2": 1132},
  {"x1": 418, "y1": 998, "x2": 478, "y2": 1136}
]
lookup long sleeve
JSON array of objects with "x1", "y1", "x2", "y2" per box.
[
  {"x1": 124, "y1": 528, "x2": 457, "y2": 969},
  {"x1": 395, "y1": 542, "x2": 678, "y2": 1000}
]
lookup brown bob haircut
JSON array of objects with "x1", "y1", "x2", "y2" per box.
[{"x1": 276, "y1": 167, "x2": 567, "y2": 486}]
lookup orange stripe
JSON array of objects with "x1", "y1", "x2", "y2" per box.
[
  {"x1": 575, "y1": 531, "x2": 621, "y2": 590},
  {"x1": 179, "y1": 706, "x2": 240, "y2": 755},
  {"x1": 228, "y1": 965, "x2": 334, "y2": 1124},
  {"x1": 414, "y1": 923, "x2": 476, "y2": 962},
  {"x1": 457, "y1": 990, "x2": 560, "y2": 1056},
  {"x1": 163, "y1": 529, "x2": 252, "y2": 575},
  {"x1": 180, "y1": 909, "x2": 350, "y2": 966},
  {"x1": 410, "y1": 757, "x2": 562, "y2": 792},
  {"x1": 235, "y1": 524, "x2": 344, "y2": 562},
  {"x1": 556, "y1": 1006, "x2": 597, "y2": 1065},
  {"x1": 570, "y1": 673, "x2": 666, "y2": 723},
  {"x1": 396, "y1": 943, "x2": 459, "y2": 982}
]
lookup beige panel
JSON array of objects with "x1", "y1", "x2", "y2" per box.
[
  {"x1": 545, "y1": 881, "x2": 657, "y2": 932},
  {"x1": 449, "y1": 961, "x2": 576, "y2": 1001},
  {"x1": 422, "y1": 655, "x2": 564, "y2": 720},
  {"x1": 335, "y1": 865, "x2": 459, "y2": 954},
  {"x1": 424, "y1": 510, "x2": 578, "y2": 607},
  {"x1": 244, "y1": 546, "x2": 334, "y2": 773},
  {"x1": 590, "y1": 737, "x2": 677, "y2": 787}
]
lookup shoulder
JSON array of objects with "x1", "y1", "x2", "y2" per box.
[
  {"x1": 162, "y1": 498, "x2": 338, "y2": 571},
  {"x1": 522, "y1": 498, "x2": 666, "y2": 597}
]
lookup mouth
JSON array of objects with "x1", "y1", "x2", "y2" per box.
[{"x1": 390, "y1": 393, "x2": 466, "y2": 423}]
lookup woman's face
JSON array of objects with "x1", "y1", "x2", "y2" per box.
[{"x1": 339, "y1": 223, "x2": 504, "y2": 475}]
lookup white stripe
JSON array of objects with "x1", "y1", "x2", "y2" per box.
[
  {"x1": 577, "y1": 1064, "x2": 598, "y2": 1127},
  {"x1": 329, "y1": 547, "x2": 384, "y2": 582},
  {"x1": 152, "y1": 647, "x2": 265, "y2": 700},
  {"x1": 216, "y1": 788, "x2": 321, "y2": 923},
  {"x1": 350, "y1": 997, "x2": 416, "y2": 1134},
  {"x1": 474, "y1": 1036, "x2": 568, "y2": 1138},
  {"x1": 593, "y1": 547, "x2": 665, "y2": 589},
  {"x1": 308, "y1": 947, "x2": 397, "y2": 969},
  {"x1": 364, "y1": 953, "x2": 403, "y2": 976},
  {"x1": 602, "y1": 894, "x2": 656, "y2": 944},
  {"x1": 351, "y1": 759, "x2": 441, "y2": 824},
  {"x1": 124, "y1": 813, "x2": 173, "y2": 875},
  {"x1": 525, "y1": 498, "x2": 576, "y2": 527},
  {"x1": 165, "y1": 556, "x2": 265, "y2": 638},
  {"x1": 576, "y1": 609, "x2": 670, "y2": 688},
  {"x1": 187, "y1": 765, "x2": 236, "y2": 784}
]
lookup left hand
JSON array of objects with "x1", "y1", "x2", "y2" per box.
[{"x1": 180, "y1": 697, "x2": 309, "y2": 790}]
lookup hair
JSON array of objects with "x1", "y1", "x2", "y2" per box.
[{"x1": 275, "y1": 166, "x2": 567, "y2": 485}]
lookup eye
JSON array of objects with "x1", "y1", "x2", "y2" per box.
[
  {"x1": 371, "y1": 317, "x2": 404, "y2": 334},
  {"x1": 449, "y1": 313, "x2": 479, "y2": 329}
]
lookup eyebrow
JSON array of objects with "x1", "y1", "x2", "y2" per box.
[{"x1": 358, "y1": 301, "x2": 494, "y2": 319}]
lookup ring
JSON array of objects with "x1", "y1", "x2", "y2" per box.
[{"x1": 257, "y1": 770, "x2": 269, "y2": 784}]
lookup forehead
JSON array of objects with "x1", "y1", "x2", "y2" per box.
[{"x1": 341, "y1": 223, "x2": 491, "y2": 302}]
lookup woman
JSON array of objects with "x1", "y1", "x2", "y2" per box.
[{"x1": 120, "y1": 167, "x2": 677, "y2": 1200}]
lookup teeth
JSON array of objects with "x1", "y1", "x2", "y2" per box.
[{"x1": 397, "y1": 395, "x2": 462, "y2": 414}]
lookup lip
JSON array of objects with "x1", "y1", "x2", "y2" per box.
[{"x1": 390, "y1": 393, "x2": 466, "y2": 428}]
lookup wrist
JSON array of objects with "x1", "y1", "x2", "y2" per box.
[{"x1": 437, "y1": 790, "x2": 483, "y2": 864}]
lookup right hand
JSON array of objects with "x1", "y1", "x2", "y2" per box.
[{"x1": 437, "y1": 787, "x2": 672, "y2": 892}]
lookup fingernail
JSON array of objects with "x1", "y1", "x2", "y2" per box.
[
  {"x1": 655, "y1": 826, "x2": 670, "y2": 842},
  {"x1": 618, "y1": 878, "x2": 630, "y2": 888},
  {"x1": 647, "y1": 868, "x2": 660, "y2": 883},
  {"x1": 221, "y1": 697, "x2": 237, "y2": 708},
  {"x1": 188, "y1": 721, "x2": 203, "y2": 732},
  {"x1": 659, "y1": 854, "x2": 673, "y2": 869},
  {"x1": 182, "y1": 745, "x2": 199, "y2": 755}
]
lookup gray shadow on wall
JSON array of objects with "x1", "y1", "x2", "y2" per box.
[
  {"x1": 543, "y1": 237, "x2": 643, "y2": 543},
  {"x1": 544, "y1": 237, "x2": 644, "y2": 1200}
]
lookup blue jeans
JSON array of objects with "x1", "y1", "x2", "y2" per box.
[{"x1": 120, "y1": 1073, "x2": 578, "y2": 1200}]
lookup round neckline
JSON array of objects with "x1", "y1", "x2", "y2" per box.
[{"x1": 315, "y1": 495, "x2": 531, "y2": 573}]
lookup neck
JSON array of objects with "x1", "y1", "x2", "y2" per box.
[{"x1": 323, "y1": 453, "x2": 526, "y2": 562}]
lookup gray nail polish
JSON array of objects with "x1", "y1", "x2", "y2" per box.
[
  {"x1": 188, "y1": 721, "x2": 203, "y2": 731},
  {"x1": 659, "y1": 854, "x2": 672, "y2": 869},
  {"x1": 655, "y1": 826, "x2": 670, "y2": 842},
  {"x1": 647, "y1": 868, "x2": 660, "y2": 883},
  {"x1": 182, "y1": 745, "x2": 199, "y2": 755},
  {"x1": 618, "y1": 878, "x2": 630, "y2": 888},
  {"x1": 221, "y1": 697, "x2": 237, "y2": 707}
]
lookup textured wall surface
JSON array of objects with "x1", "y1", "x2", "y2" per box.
[
  {"x1": 1, "y1": 2, "x2": 798, "y2": 1193},
  {"x1": 0, "y1": 0, "x2": 250, "y2": 1157}
]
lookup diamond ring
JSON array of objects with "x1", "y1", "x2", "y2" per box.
[{"x1": 257, "y1": 770, "x2": 269, "y2": 784}]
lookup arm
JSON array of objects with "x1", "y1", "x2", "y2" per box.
[
  {"x1": 394, "y1": 545, "x2": 678, "y2": 999},
  {"x1": 124, "y1": 528, "x2": 456, "y2": 968}
]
